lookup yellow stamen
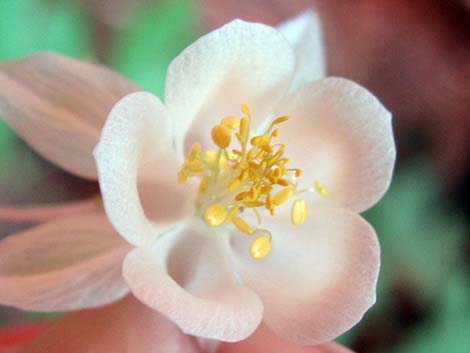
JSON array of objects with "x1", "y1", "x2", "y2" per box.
[
  {"x1": 177, "y1": 103, "x2": 328, "y2": 261},
  {"x1": 204, "y1": 204, "x2": 228, "y2": 227},
  {"x1": 225, "y1": 206, "x2": 240, "y2": 222},
  {"x1": 291, "y1": 198, "x2": 307, "y2": 225},
  {"x1": 211, "y1": 125, "x2": 231, "y2": 149},
  {"x1": 249, "y1": 235, "x2": 272, "y2": 259},
  {"x1": 198, "y1": 176, "x2": 209, "y2": 195},
  {"x1": 239, "y1": 118, "x2": 249, "y2": 140},
  {"x1": 188, "y1": 142, "x2": 201, "y2": 160},
  {"x1": 271, "y1": 115, "x2": 289, "y2": 126},
  {"x1": 314, "y1": 180, "x2": 328, "y2": 196},
  {"x1": 221, "y1": 116, "x2": 241, "y2": 129},
  {"x1": 232, "y1": 216, "x2": 254, "y2": 235},
  {"x1": 241, "y1": 103, "x2": 251, "y2": 117},
  {"x1": 272, "y1": 187, "x2": 293, "y2": 206},
  {"x1": 229, "y1": 178, "x2": 241, "y2": 192}
]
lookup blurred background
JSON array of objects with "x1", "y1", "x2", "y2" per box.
[{"x1": 0, "y1": 0, "x2": 468, "y2": 352}]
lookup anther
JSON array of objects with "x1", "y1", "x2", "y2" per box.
[
  {"x1": 211, "y1": 125, "x2": 231, "y2": 148},
  {"x1": 249, "y1": 235, "x2": 272, "y2": 259},
  {"x1": 232, "y1": 216, "x2": 254, "y2": 235},
  {"x1": 272, "y1": 187, "x2": 293, "y2": 206},
  {"x1": 314, "y1": 180, "x2": 328, "y2": 196},
  {"x1": 291, "y1": 198, "x2": 307, "y2": 225},
  {"x1": 204, "y1": 204, "x2": 228, "y2": 227}
]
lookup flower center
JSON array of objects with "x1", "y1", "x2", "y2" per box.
[{"x1": 177, "y1": 104, "x2": 328, "y2": 260}]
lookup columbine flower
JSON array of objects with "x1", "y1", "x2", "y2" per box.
[
  {"x1": 94, "y1": 15, "x2": 395, "y2": 344},
  {"x1": 0, "y1": 10, "x2": 395, "y2": 348}
]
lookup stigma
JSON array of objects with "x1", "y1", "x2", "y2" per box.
[{"x1": 177, "y1": 104, "x2": 328, "y2": 260}]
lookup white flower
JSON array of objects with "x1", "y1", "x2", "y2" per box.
[
  {"x1": 0, "y1": 11, "x2": 395, "y2": 346},
  {"x1": 94, "y1": 14, "x2": 395, "y2": 344}
]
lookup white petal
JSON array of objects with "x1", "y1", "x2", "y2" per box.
[
  {"x1": 23, "y1": 296, "x2": 201, "y2": 353},
  {"x1": 165, "y1": 20, "x2": 295, "y2": 152},
  {"x1": 276, "y1": 77, "x2": 395, "y2": 212},
  {"x1": 230, "y1": 208, "x2": 380, "y2": 345},
  {"x1": 0, "y1": 52, "x2": 139, "y2": 179},
  {"x1": 123, "y1": 220, "x2": 263, "y2": 342},
  {"x1": 0, "y1": 213, "x2": 131, "y2": 312},
  {"x1": 218, "y1": 324, "x2": 354, "y2": 353},
  {"x1": 278, "y1": 9, "x2": 326, "y2": 90},
  {"x1": 94, "y1": 92, "x2": 195, "y2": 247}
]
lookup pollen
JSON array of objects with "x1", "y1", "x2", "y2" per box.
[{"x1": 177, "y1": 104, "x2": 327, "y2": 260}]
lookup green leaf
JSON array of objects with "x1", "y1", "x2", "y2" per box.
[
  {"x1": 0, "y1": 0, "x2": 90, "y2": 60},
  {"x1": 111, "y1": 0, "x2": 201, "y2": 97}
]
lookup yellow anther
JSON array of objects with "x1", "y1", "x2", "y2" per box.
[
  {"x1": 249, "y1": 235, "x2": 272, "y2": 259},
  {"x1": 250, "y1": 134, "x2": 269, "y2": 146},
  {"x1": 241, "y1": 103, "x2": 251, "y2": 117},
  {"x1": 188, "y1": 142, "x2": 201, "y2": 160},
  {"x1": 291, "y1": 198, "x2": 307, "y2": 225},
  {"x1": 261, "y1": 185, "x2": 273, "y2": 194},
  {"x1": 244, "y1": 201, "x2": 265, "y2": 207},
  {"x1": 204, "y1": 204, "x2": 228, "y2": 227},
  {"x1": 232, "y1": 216, "x2": 254, "y2": 235},
  {"x1": 235, "y1": 192, "x2": 248, "y2": 201},
  {"x1": 221, "y1": 116, "x2": 241, "y2": 129},
  {"x1": 272, "y1": 187, "x2": 293, "y2": 206},
  {"x1": 239, "y1": 118, "x2": 249, "y2": 139},
  {"x1": 198, "y1": 176, "x2": 209, "y2": 195},
  {"x1": 177, "y1": 169, "x2": 190, "y2": 183},
  {"x1": 211, "y1": 124, "x2": 231, "y2": 149},
  {"x1": 271, "y1": 115, "x2": 289, "y2": 126},
  {"x1": 277, "y1": 179, "x2": 290, "y2": 187},
  {"x1": 314, "y1": 180, "x2": 329, "y2": 196},
  {"x1": 295, "y1": 169, "x2": 303, "y2": 177},
  {"x1": 225, "y1": 205, "x2": 240, "y2": 222},
  {"x1": 201, "y1": 150, "x2": 227, "y2": 169},
  {"x1": 271, "y1": 128, "x2": 279, "y2": 137},
  {"x1": 229, "y1": 178, "x2": 241, "y2": 192}
]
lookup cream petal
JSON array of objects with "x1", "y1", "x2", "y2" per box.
[
  {"x1": 22, "y1": 296, "x2": 201, "y2": 353},
  {"x1": 276, "y1": 77, "x2": 395, "y2": 212},
  {"x1": 0, "y1": 52, "x2": 139, "y2": 179},
  {"x1": 217, "y1": 324, "x2": 354, "y2": 353},
  {"x1": 0, "y1": 213, "x2": 131, "y2": 312},
  {"x1": 230, "y1": 208, "x2": 380, "y2": 345},
  {"x1": 278, "y1": 9, "x2": 326, "y2": 90},
  {"x1": 123, "y1": 220, "x2": 263, "y2": 342},
  {"x1": 94, "y1": 92, "x2": 195, "y2": 247},
  {"x1": 165, "y1": 20, "x2": 295, "y2": 153}
]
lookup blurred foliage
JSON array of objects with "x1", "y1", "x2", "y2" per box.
[
  {"x1": 111, "y1": 0, "x2": 201, "y2": 97},
  {"x1": 337, "y1": 161, "x2": 468, "y2": 352},
  {"x1": 0, "y1": 0, "x2": 90, "y2": 60}
]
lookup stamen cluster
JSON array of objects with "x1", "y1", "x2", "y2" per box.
[{"x1": 177, "y1": 104, "x2": 327, "y2": 259}]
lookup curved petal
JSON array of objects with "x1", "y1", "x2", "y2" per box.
[
  {"x1": 229, "y1": 208, "x2": 380, "y2": 345},
  {"x1": 218, "y1": 324, "x2": 354, "y2": 353},
  {"x1": 165, "y1": 20, "x2": 295, "y2": 152},
  {"x1": 21, "y1": 296, "x2": 201, "y2": 353},
  {"x1": 123, "y1": 220, "x2": 263, "y2": 342},
  {"x1": 275, "y1": 77, "x2": 395, "y2": 212},
  {"x1": 94, "y1": 92, "x2": 195, "y2": 247},
  {"x1": 0, "y1": 213, "x2": 131, "y2": 311},
  {"x1": 278, "y1": 9, "x2": 326, "y2": 90},
  {"x1": 0, "y1": 52, "x2": 139, "y2": 179}
]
